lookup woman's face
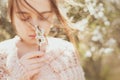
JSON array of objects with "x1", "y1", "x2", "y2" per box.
[{"x1": 13, "y1": 0, "x2": 54, "y2": 45}]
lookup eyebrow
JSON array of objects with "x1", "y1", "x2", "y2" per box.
[
  {"x1": 16, "y1": 10, "x2": 53, "y2": 14},
  {"x1": 40, "y1": 11, "x2": 53, "y2": 14}
]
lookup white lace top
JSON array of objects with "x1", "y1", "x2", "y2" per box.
[{"x1": 0, "y1": 36, "x2": 85, "y2": 80}]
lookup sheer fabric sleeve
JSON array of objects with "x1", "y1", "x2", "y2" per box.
[
  {"x1": 55, "y1": 42, "x2": 85, "y2": 80},
  {"x1": 62, "y1": 42, "x2": 85, "y2": 80},
  {"x1": 30, "y1": 38, "x2": 86, "y2": 80},
  {"x1": 0, "y1": 47, "x2": 9, "y2": 80},
  {"x1": 46, "y1": 41, "x2": 86, "y2": 80}
]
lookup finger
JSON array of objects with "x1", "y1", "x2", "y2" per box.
[
  {"x1": 21, "y1": 52, "x2": 44, "y2": 60},
  {"x1": 25, "y1": 53, "x2": 53, "y2": 64},
  {"x1": 38, "y1": 53, "x2": 54, "y2": 63},
  {"x1": 20, "y1": 57, "x2": 46, "y2": 69},
  {"x1": 28, "y1": 63, "x2": 45, "y2": 70},
  {"x1": 28, "y1": 58, "x2": 46, "y2": 64},
  {"x1": 29, "y1": 68, "x2": 41, "y2": 77},
  {"x1": 27, "y1": 63, "x2": 40, "y2": 70}
]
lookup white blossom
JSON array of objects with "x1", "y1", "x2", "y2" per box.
[{"x1": 85, "y1": 50, "x2": 92, "y2": 57}]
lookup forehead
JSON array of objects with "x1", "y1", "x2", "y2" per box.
[{"x1": 15, "y1": 0, "x2": 51, "y2": 13}]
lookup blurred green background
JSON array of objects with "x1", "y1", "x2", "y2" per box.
[{"x1": 0, "y1": 0, "x2": 120, "y2": 80}]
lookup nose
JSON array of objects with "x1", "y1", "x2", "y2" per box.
[{"x1": 29, "y1": 17, "x2": 42, "y2": 30}]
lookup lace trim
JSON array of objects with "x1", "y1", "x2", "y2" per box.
[{"x1": 0, "y1": 53, "x2": 9, "y2": 80}]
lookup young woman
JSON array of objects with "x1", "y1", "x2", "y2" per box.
[{"x1": 0, "y1": 0, "x2": 85, "y2": 80}]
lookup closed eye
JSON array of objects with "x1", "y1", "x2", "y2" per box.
[
  {"x1": 16, "y1": 11, "x2": 31, "y2": 21},
  {"x1": 42, "y1": 12, "x2": 53, "y2": 20},
  {"x1": 20, "y1": 16, "x2": 31, "y2": 21}
]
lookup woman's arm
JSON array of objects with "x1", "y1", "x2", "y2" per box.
[
  {"x1": 0, "y1": 53, "x2": 9, "y2": 80},
  {"x1": 0, "y1": 41, "x2": 29, "y2": 80},
  {"x1": 59, "y1": 43, "x2": 85, "y2": 80},
  {"x1": 65, "y1": 42, "x2": 85, "y2": 80}
]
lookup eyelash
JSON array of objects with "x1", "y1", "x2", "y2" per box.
[
  {"x1": 21, "y1": 16, "x2": 31, "y2": 21},
  {"x1": 20, "y1": 14, "x2": 50, "y2": 22}
]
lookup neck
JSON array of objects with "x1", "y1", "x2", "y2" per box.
[{"x1": 20, "y1": 39, "x2": 47, "y2": 52}]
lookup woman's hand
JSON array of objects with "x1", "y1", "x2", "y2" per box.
[
  {"x1": 20, "y1": 51, "x2": 46, "y2": 78},
  {"x1": 9, "y1": 51, "x2": 45, "y2": 80}
]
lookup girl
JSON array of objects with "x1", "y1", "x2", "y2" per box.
[{"x1": 0, "y1": 0, "x2": 85, "y2": 80}]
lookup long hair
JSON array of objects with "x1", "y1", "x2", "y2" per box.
[{"x1": 7, "y1": 0, "x2": 80, "y2": 60}]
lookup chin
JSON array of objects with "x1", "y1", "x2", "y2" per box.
[
  {"x1": 31, "y1": 40, "x2": 38, "y2": 45},
  {"x1": 26, "y1": 39, "x2": 37, "y2": 45}
]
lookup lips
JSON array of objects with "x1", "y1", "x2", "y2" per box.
[{"x1": 28, "y1": 34, "x2": 36, "y2": 38}]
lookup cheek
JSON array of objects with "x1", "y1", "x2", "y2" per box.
[
  {"x1": 41, "y1": 21, "x2": 51, "y2": 30},
  {"x1": 44, "y1": 24, "x2": 51, "y2": 35},
  {"x1": 14, "y1": 22, "x2": 24, "y2": 32},
  {"x1": 13, "y1": 17, "x2": 27, "y2": 34}
]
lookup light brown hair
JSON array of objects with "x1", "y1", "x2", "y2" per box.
[
  {"x1": 7, "y1": 0, "x2": 77, "y2": 50},
  {"x1": 7, "y1": 0, "x2": 81, "y2": 62}
]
